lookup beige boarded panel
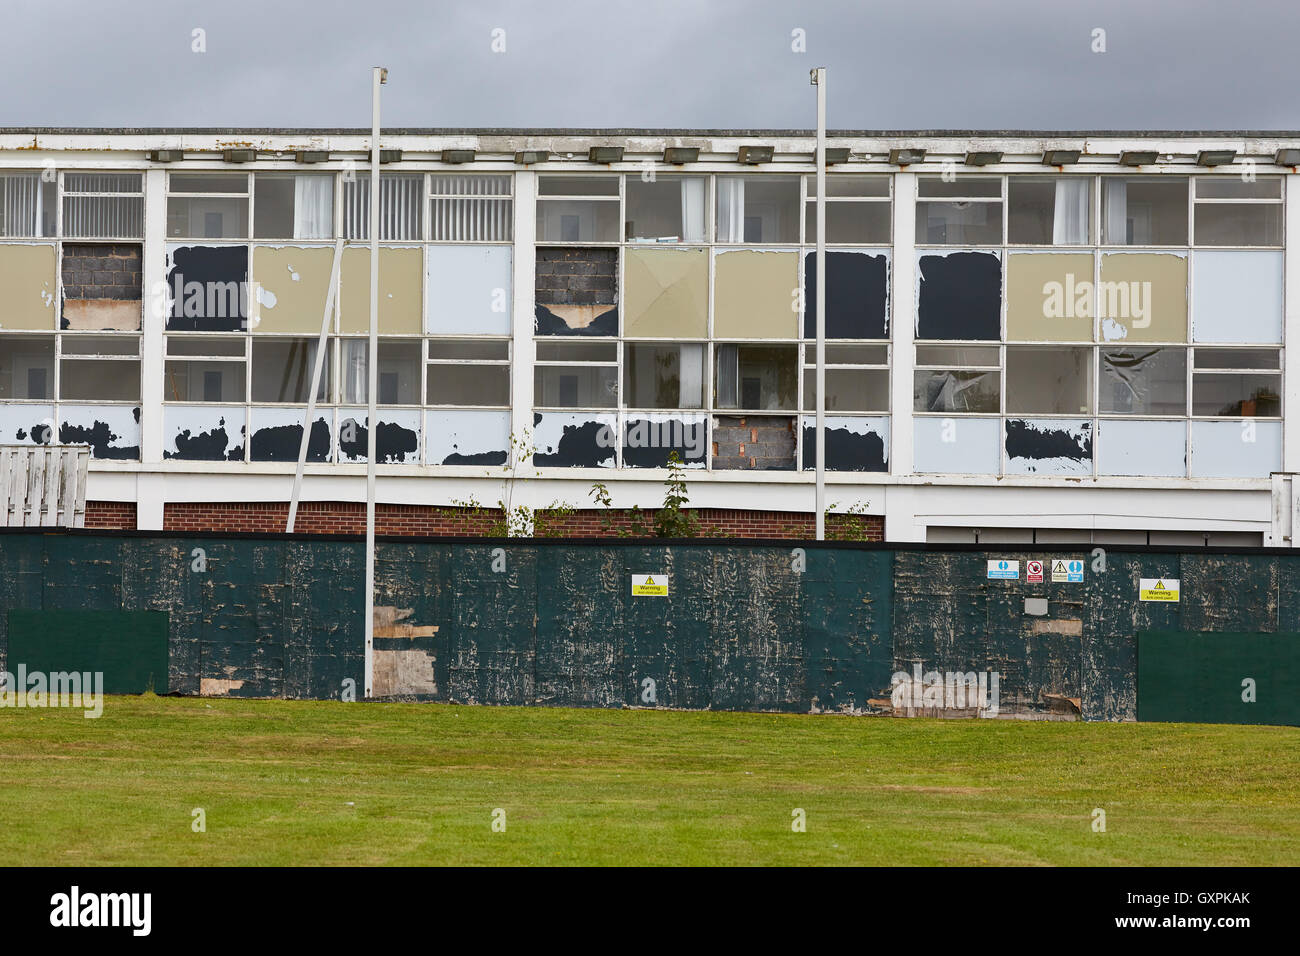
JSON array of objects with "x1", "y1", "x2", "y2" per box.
[
  {"x1": 1099, "y1": 252, "x2": 1187, "y2": 343},
  {"x1": 251, "y1": 245, "x2": 335, "y2": 334},
  {"x1": 625, "y1": 247, "x2": 708, "y2": 338},
  {"x1": 0, "y1": 244, "x2": 57, "y2": 331},
  {"x1": 1006, "y1": 252, "x2": 1094, "y2": 342},
  {"x1": 713, "y1": 249, "x2": 798, "y2": 338},
  {"x1": 62, "y1": 299, "x2": 141, "y2": 331},
  {"x1": 341, "y1": 247, "x2": 422, "y2": 334}
]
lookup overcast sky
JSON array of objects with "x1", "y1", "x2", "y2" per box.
[{"x1": 2, "y1": 0, "x2": 1295, "y2": 131}]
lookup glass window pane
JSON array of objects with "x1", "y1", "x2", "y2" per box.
[
  {"x1": 167, "y1": 336, "x2": 245, "y2": 357},
  {"x1": 915, "y1": 201, "x2": 1003, "y2": 244},
  {"x1": 624, "y1": 343, "x2": 704, "y2": 408},
  {"x1": 1194, "y1": 203, "x2": 1282, "y2": 246},
  {"x1": 538, "y1": 176, "x2": 619, "y2": 196},
  {"x1": 60, "y1": 359, "x2": 140, "y2": 401},
  {"x1": 1196, "y1": 178, "x2": 1281, "y2": 199},
  {"x1": 716, "y1": 176, "x2": 800, "y2": 243},
  {"x1": 808, "y1": 175, "x2": 889, "y2": 198},
  {"x1": 534, "y1": 341, "x2": 618, "y2": 362},
  {"x1": 429, "y1": 175, "x2": 511, "y2": 241},
  {"x1": 254, "y1": 174, "x2": 333, "y2": 240},
  {"x1": 430, "y1": 174, "x2": 511, "y2": 196},
  {"x1": 168, "y1": 174, "x2": 247, "y2": 194},
  {"x1": 1006, "y1": 346, "x2": 1092, "y2": 414},
  {"x1": 1102, "y1": 177, "x2": 1188, "y2": 245},
  {"x1": 913, "y1": 369, "x2": 1000, "y2": 412},
  {"x1": 61, "y1": 335, "x2": 139, "y2": 355},
  {"x1": 0, "y1": 334, "x2": 55, "y2": 399},
  {"x1": 164, "y1": 360, "x2": 246, "y2": 402},
  {"x1": 62, "y1": 173, "x2": 144, "y2": 239},
  {"x1": 805, "y1": 344, "x2": 889, "y2": 365},
  {"x1": 916, "y1": 345, "x2": 1000, "y2": 366},
  {"x1": 428, "y1": 339, "x2": 510, "y2": 361},
  {"x1": 1194, "y1": 347, "x2": 1280, "y2": 370},
  {"x1": 336, "y1": 340, "x2": 421, "y2": 404},
  {"x1": 714, "y1": 345, "x2": 797, "y2": 410},
  {"x1": 1008, "y1": 177, "x2": 1091, "y2": 244},
  {"x1": 166, "y1": 197, "x2": 249, "y2": 239},
  {"x1": 1192, "y1": 372, "x2": 1281, "y2": 416},
  {"x1": 918, "y1": 177, "x2": 1001, "y2": 198},
  {"x1": 1100, "y1": 347, "x2": 1186, "y2": 415},
  {"x1": 626, "y1": 176, "x2": 707, "y2": 242},
  {"x1": 804, "y1": 202, "x2": 891, "y2": 243},
  {"x1": 0, "y1": 173, "x2": 57, "y2": 237},
  {"x1": 343, "y1": 175, "x2": 422, "y2": 240},
  {"x1": 427, "y1": 363, "x2": 509, "y2": 405},
  {"x1": 803, "y1": 368, "x2": 889, "y2": 411},
  {"x1": 536, "y1": 200, "x2": 620, "y2": 242},
  {"x1": 534, "y1": 365, "x2": 617, "y2": 407},
  {"x1": 251, "y1": 338, "x2": 329, "y2": 402}
]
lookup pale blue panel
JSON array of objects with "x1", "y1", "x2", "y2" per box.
[
  {"x1": 1192, "y1": 250, "x2": 1283, "y2": 343},
  {"x1": 426, "y1": 245, "x2": 512, "y2": 335},
  {"x1": 424, "y1": 409, "x2": 510, "y2": 465},
  {"x1": 1098, "y1": 419, "x2": 1185, "y2": 477},
  {"x1": 913, "y1": 416, "x2": 1000, "y2": 474},
  {"x1": 1190, "y1": 420, "x2": 1281, "y2": 477}
]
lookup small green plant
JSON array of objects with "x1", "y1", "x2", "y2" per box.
[
  {"x1": 589, "y1": 452, "x2": 698, "y2": 538},
  {"x1": 824, "y1": 500, "x2": 875, "y2": 541}
]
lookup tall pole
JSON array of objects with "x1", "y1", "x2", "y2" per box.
[
  {"x1": 812, "y1": 67, "x2": 827, "y2": 540},
  {"x1": 365, "y1": 67, "x2": 386, "y2": 698}
]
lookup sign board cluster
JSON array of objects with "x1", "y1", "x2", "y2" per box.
[{"x1": 986, "y1": 558, "x2": 1084, "y2": 583}]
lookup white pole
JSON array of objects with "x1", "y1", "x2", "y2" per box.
[
  {"x1": 365, "y1": 66, "x2": 386, "y2": 699},
  {"x1": 812, "y1": 67, "x2": 827, "y2": 541}
]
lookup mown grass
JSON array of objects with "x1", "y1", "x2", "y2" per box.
[{"x1": 1, "y1": 695, "x2": 1296, "y2": 865}]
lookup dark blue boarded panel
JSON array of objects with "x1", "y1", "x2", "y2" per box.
[
  {"x1": 293, "y1": 541, "x2": 364, "y2": 700},
  {"x1": 802, "y1": 251, "x2": 889, "y2": 339},
  {"x1": 621, "y1": 544, "x2": 712, "y2": 710},
  {"x1": 0, "y1": 534, "x2": 44, "y2": 672},
  {"x1": 1179, "y1": 553, "x2": 1279, "y2": 632},
  {"x1": 447, "y1": 545, "x2": 537, "y2": 705},
  {"x1": 41, "y1": 534, "x2": 123, "y2": 610},
  {"x1": 121, "y1": 537, "x2": 205, "y2": 696},
  {"x1": 374, "y1": 540, "x2": 455, "y2": 700},
  {"x1": 802, "y1": 548, "x2": 894, "y2": 712},
  {"x1": 916, "y1": 251, "x2": 1001, "y2": 340},
  {"x1": 535, "y1": 546, "x2": 623, "y2": 707}
]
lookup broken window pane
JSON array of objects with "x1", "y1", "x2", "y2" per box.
[
  {"x1": 428, "y1": 339, "x2": 510, "y2": 361},
  {"x1": 344, "y1": 174, "x2": 422, "y2": 240},
  {"x1": 1102, "y1": 177, "x2": 1188, "y2": 245},
  {"x1": 624, "y1": 343, "x2": 705, "y2": 408},
  {"x1": 626, "y1": 176, "x2": 707, "y2": 242},
  {"x1": 1194, "y1": 347, "x2": 1280, "y2": 370},
  {"x1": 254, "y1": 173, "x2": 333, "y2": 240},
  {"x1": 60, "y1": 335, "x2": 139, "y2": 355},
  {"x1": 913, "y1": 370, "x2": 1000, "y2": 413},
  {"x1": 534, "y1": 365, "x2": 617, "y2": 407},
  {"x1": 0, "y1": 172, "x2": 57, "y2": 237},
  {"x1": 62, "y1": 173, "x2": 144, "y2": 239},
  {"x1": 804, "y1": 201, "x2": 891, "y2": 243},
  {"x1": 60, "y1": 243, "x2": 143, "y2": 331},
  {"x1": 802, "y1": 368, "x2": 889, "y2": 411},
  {"x1": 251, "y1": 338, "x2": 330, "y2": 403},
  {"x1": 164, "y1": 360, "x2": 247, "y2": 402},
  {"x1": 427, "y1": 363, "x2": 510, "y2": 406},
  {"x1": 716, "y1": 176, "x2": 800, "y2": 243},
  {"x1": 166, "y1": 336, "x2": 246, "y2": 357},
  {"x1": 1100, "y1": 347, "x2": 1187, "y2": 415},
  {"x1": 0, "y1": 334, "x2": 55, "y2": 399},
  {"x1": 1194, "y1": 203, "x2": 1282, "y2": 246},
  {"x1": 59, "y1": 359, "x2": 140, "y2": 401},
  {"x1": 429, "y1": 175, "x2": 511, "y2": 241},
  {"x1": 1192, "y1": 372, "x2": 1282, "y2": 416},
  {"x1": 1008, "y1": 176, "x2": 1092, "y2": 244},
  {"x1": 1006, "y1": 346, "x2": 1092, "y2": 414},
  {"x1": 714, "y1": 345, "x2": 797, "y2": 410},
  {"x1": 338, "y1": 340, "x2": 422, "y2": 404}
]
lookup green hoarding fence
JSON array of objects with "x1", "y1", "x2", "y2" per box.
[{"x1": 1137, "y1": 631, "x2": 1300, "y2": 726}]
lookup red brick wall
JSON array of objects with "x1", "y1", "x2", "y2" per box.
[
  {"x1": 84, "y1": 501, "x2": 137, "y2": 530},
  {"x1": 161, "y1": 502, "x2": 883, "y2": 540}
]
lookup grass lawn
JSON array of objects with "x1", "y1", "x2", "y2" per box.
[{"x1": 1, "y1": 695, "x2": 1296, "y2": 865}]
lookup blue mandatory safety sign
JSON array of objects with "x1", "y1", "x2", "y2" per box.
[{"x1": 986, "y1": 559, "x2": 1020, "y2": 580}]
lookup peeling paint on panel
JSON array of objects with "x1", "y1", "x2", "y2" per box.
[
  {"x1": 713, "y1": 249, "x2": 798, "y2": 339},
  {"x1": 340, "y1": 247, "x2": 422, "y2": 334},
  {"x1": 799, "y1": 415, "x2": 888, "y2": 471},
  {"x1": 622, "y1": 415, "x2": 707, "y2": 468},
  {"x1": 1098, "y1": 252, "x2": 1187, "y2": 343},
  {"x1": 1006, "y1": 252, "x2": 1093, "y2": 341},
  {"x1": 1004, "y1": 419, "x2": 1092, "y2": 475},
  {"x1": 1189, "y1": 420, "x2": 1281, "y2": 478},
  {"x1": 336, "y1": 410, "x2": 421, "y2": 463},
  {"x1": 165, "y1": 244, "x2": 248, "y2": 332},
  {"x1": 624, "y1": 247, "x2": 708, "y2": 338},
  {"x1": 0, "y1": 406, "x2": 54, "y2": 445},
  {"x1": 913, "y1": 416, "x2": 1000, "y2": 474},
  {"x1": 802, "y1": 250, "x2": 889, "y2": 339},
  {"x1": 916, "y1": 250, "x2": 1001, "y2": 340},
  {"x1": 1097, "y1": 419, "x2": 1185, "y2": 477},
  {"x1": 0, "y1": 243, "x2": 57, "y2": 330},
  {"x1": 1192, "y1": 249, "x2": 1283, "y2": 344},
  {"x1": 425, "y1": 409, "x2": 510, "y2": 465},
  {"x1": 426, "y1": 245, "x2": 512, "y2": 335},
  {"x1": 534, "y1": 303, "x2": 618, "y2": 335},
  {"x1": 200, "y1": 677, "x2": 246, "y2": 695},
  {"x1": 533, "y1": 412, "x2": 616, "y2": 468},
  {"x1": 164, "y1": 406, "x2": 246, "y2": 461},
  {"x1": 251, "y1": 245, "x2": 334, "y2": 334},
  {"x1": 248, "y1": 410, "x2": 330, "y2": 462},
  {"x1": 58, "y1": 405, "x2": 140, "y2": 460}
]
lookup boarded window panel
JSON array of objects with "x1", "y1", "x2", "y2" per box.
[
  {"x1": 426, "y1": 362, "x2": 510, "y2": 406},
  {"x1": 1102, "y1": 177, "x2": 1188, "y2": 245},
  {"x1": 251, "y1": 246, "x2": 335, "y2": 334},
  {"x1": 1191, "y1": 250, "x2": 1283, "y2": 344},
  {"x1": 60, "y1": 243, "x2": 143, "y2": 331},
  {"x1": 0, "y1": 244, "x2": 57, "y2": 330},
  {"x1": 915, "y1": 251, "x2": 1001, "y2": 340},
  {"x1": 249, "y1": 407, "x2": 330, "y2": 462},
  {"x1": 165, "y1": 245, "x2": 248, "y2": 332},
  {"x1": 59, "y1": 359, "x2": 140, "y2": 401},
  {"x1": 802, "y1": 368, "x2": 889, "y2": 412},
  {"x1": 1006, "y1": 346, "x2": 1092, "y2": 414},
  {"x1": 0, "y1": 404, "x2": 53, "y2": 444},
  {"x1": 1100, "y1": 347, "x2": 1186, "y2": 415},
  {"x1": 1097, "y1": 419, "x2": 1186, "y2": 477},
  {"x1": 340, "y1": 247, "x2": 422, "y2": 334},
  {"x1": 335, "y1": 409, "x2": 421, "y2": 463},
  {"x1": 426, "y1": 245, "x2": 512, "y2": 335},
  {"x1": 1008, "y1": 177, "x2": 1092, "y2": 245},
  {"x1": 424, "y1": 408, "x2": 510, "y2": 465},
  {"x1": 713, "y1": 250, "x2": 798, "y2": 338},
  {"x1": 534, "y1": 365, "x2": 617, "y2": 408},
  {"x1": 1191, "y1": 372, "x2": 1281, "y2": 416},
  {"x1": 59, "y1": 404, "x2": 141, "y2": 459},
  {"x1": 624, "y1": 247, "x2": 708, "y2": 338},
  {"x1": 532, "y1": 412, "x2": 617, "y2": 468},
  {"x1": 804, "y1": 202, "x2": 891, "y2": 244},
  {"x1": 163, "y1": 405, "x2": 246, "y2": 461},
  {"x1": 1097, "y1": 252, "x2": 1187, "y2": 343},
  {"x1": 913, "y1": 415, "x2": 1000, "y2": 474},
  {"x1": 251, "y1": 338, "x2": 329, "y2": 403},
  {"x1": 1194, "y1": 203, "x2": 1282, "y2": 246},
  {"x1": 1006, "y1": 252, "x2": 1094, "y2": 341},
  {"x1": 622, "y1": 414, "x2": 709, "y2": 468},
  {"x1": 799, "y1": 415, "x2": 889, "y2": 472},
  {"x1": 624, "y1": 343, "x2": 704, "y2": 409},
  {"x1": 164, "y1": 360, "x2": 246, "y2": 402},
  {"x1": 1189, "y1": 420, "x2": 1281, "y2": 477},
  {"x1": 0, "y1": 334, "x2": 54, "y2": 398},
  {"x1": 802, "y1": 251, "x2": 889, "y2": 339},
  {"x1": 1004, "y1": 419, "x2": 1093, "y2": 475},
  {"x1": 913, "y1": 369, "x2": 999, "y2": 413}
]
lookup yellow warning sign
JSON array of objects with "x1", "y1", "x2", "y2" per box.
[
  {"x1": 1139, "y1": 577, "x2": 1180, "y2": 602},
  {"x1": 631, "y1": 573, "x2": 668, "y2": 597}
]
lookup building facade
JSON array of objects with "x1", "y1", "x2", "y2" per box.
[{"x1": 2, "y1": 128, "x2": 1298, "y2": 544}]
